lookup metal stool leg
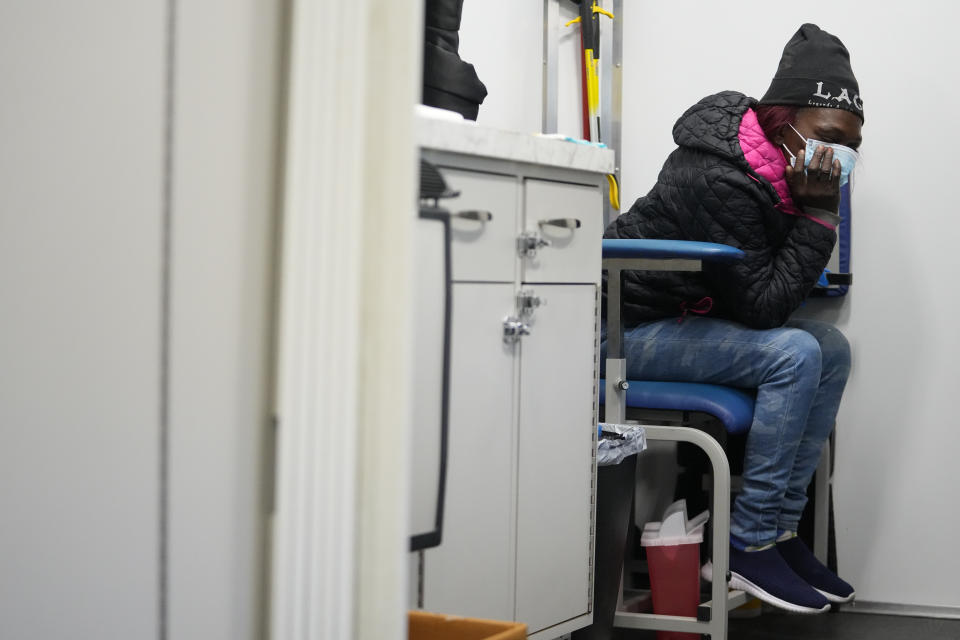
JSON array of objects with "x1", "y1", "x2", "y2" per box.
[
  {"x1": 813, "y1": 439, "x2": 831, "y2": 563},
  {"x1": 613, "y1": 426, "x2": 745, "y2": 640}
]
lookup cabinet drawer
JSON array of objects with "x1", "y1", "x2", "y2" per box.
[
  {"x1": 521, "y1": 179, "x2": 602, "y2": 285},
  {"x1": 439, "y1": 168, "x2": 518, "y2": 283}
]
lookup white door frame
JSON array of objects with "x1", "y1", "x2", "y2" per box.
[{"x1": 269, "y1": 1, "x2": 423, "y2": 639}]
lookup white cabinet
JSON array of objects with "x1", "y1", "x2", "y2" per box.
[{"x1": 416, "y1": 136, "x2": 608, "y2": 638}]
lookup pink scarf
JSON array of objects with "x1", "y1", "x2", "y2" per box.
[{"x1": 738, "y1": 108, "x2": 835, "y2": 230}]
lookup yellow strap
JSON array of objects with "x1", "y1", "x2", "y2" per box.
[
  {"x1": 606, "y1": 174, "x2": 620, "y2": 211},
  {"x1": 593, "y1": 5, "x2": 615, "y2": 19},
  {"x1": 566, "y1": 6, "x2": 614, "y2": 28}
]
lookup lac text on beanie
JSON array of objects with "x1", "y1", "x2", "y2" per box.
[{"x1": 759, "y1": 23, "x2": 863, "y2": 122}]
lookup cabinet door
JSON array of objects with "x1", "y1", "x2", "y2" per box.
[
  {"x1": 516, "y1": 285, "x2": 598, "y2": 633},
  {"x1": 422, "y1": 282, "x2": 517, "y2": 621},
  {"x1": 522, "y1": 179, "x2": 602, "y2": 285},
  {"x1": 439, "y1": 168, "x2": 519, "y2": 283}
]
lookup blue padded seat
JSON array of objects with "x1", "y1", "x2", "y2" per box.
[{"x1": 599, "y1": 380, "x2": 755, "y2": 435}]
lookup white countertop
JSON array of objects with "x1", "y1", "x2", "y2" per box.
[{"x1": 416, "y1": 106, "x2": 615, "y2": 175}]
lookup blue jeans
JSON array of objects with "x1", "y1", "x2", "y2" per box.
[{"x1": 609, "y1": 317, "x2": 850, "y2": 547}]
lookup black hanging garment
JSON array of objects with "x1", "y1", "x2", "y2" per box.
[{"x1": 422, "y1": 0, "x2": 487, "y2": 120}]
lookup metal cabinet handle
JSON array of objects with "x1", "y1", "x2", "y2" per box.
[
  {"x1": 538, "y1": 217, "x2": 581, "y2": 229},
  {"x1": 516, "y1": 289, "x2": 545, "y2": 319},
  {"x1": 518, "y1": 231, "x2": 551, "y2": 258},
  {"x1": 451, "y1": 210, "x2": 493, "y2": 222},
  {"x1": 502, "y1": 316, "x2": 531, "y2": 344}
]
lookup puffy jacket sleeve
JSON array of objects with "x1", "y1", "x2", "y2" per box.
[{"x1": 679, "y1": 166, "x2": 837, "y2": 329}]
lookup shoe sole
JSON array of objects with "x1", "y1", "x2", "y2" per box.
[
  {"x1": 701, "y1": 561, "x2": 830, "y2": 615},
  {"x1": 729, "y1": 571, "x2": 831, "y2": 614},
  {"x1": 815, "y1": 587, "x2": 856, "y2": 604}
]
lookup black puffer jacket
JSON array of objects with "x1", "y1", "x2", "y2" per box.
[{"x1": 604, "y1": 91, "x2": 837, "y2": 330}]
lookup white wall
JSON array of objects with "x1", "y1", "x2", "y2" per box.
[
  {"x1": 0, "y1": 2, "x2": 281, "y2": 637},
  {"x1": 0, "y1": 4, "x2": 165, "y2": 637},
  {"x1": 460, "y1": 0, "x2": 599, "y2": 137},
  {"x1": 167, "y1": 1, "x2": 283, "y2": 638},
  {"x1": 460, "y1": 1, "x2": 543, "y2": 133},
  {"x1": 618, "y1": 1, "x2": 960, "y2": 609}
]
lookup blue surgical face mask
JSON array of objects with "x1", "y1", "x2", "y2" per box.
[{"x1": 781, "y1": 124, "x2": 859, "y2": 187}]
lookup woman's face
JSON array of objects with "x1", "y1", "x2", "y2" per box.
[{"x1": 779, "y1": 108, "x2": 863, "y2": 157}]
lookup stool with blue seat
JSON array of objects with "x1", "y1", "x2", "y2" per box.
[
  {"x1": 597, "y1": 239, "x2": 834, "y2": 640},
  {"x1": 598, "y1": 381, "x2": 756, "y2": 540}
]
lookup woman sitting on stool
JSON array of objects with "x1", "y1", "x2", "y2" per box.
[{"x1": 605, "y1": 23, "x2": 862, "y2": 614}]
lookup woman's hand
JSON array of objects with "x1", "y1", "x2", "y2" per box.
[{"x1": 785, "y1": 145, "x2": 842, "y2": 212}]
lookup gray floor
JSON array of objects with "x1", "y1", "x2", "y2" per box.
[{"x1": 612, "y1": 611, "x2": 960, "y2": 640}]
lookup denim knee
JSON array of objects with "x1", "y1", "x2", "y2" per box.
[
  {"x1": 769, "y1": 329, "x2": 823, "y2": 384},
  {"x1": 817, "y1": 326, "x2": 851, "y2": 385}
]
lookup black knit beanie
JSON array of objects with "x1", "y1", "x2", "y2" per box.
[{"x1": 759, "y1": 23, "x2": 863, "y2": 122}]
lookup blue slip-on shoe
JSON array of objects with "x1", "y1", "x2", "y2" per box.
[
  {"x1": 777, "y1": 535, "x2": 856, "y2": 604},
  {"x1": 709, "y1": 545, "x2": 831, "y2": 614}
]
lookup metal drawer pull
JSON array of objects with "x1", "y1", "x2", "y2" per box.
[
  {"x1": 538, "y1": 217, "x2": 581, "y2": 229},
  {"x1": 452, "y1": 210, "x2": 493, "y2": 222}
]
